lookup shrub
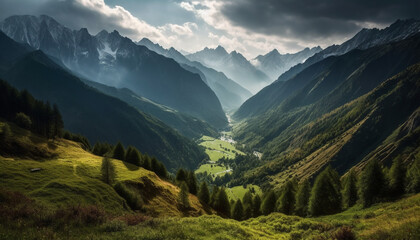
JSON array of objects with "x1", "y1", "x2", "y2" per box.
[
  {"x1": 102, "y1": 219, "x2": 127, "y2": 232},
  {"x1": 114, "y1": 182, "x2": 144, "y2": 210},
  {"x1": 15, "y1": 112, "x2": 32, "y2": 129},
  {"x1": 0, "y1": 123, "x2": 12, "y2": 142}
]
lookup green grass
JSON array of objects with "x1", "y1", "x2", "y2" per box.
[
  {"x1": 195, "y1": 163, "x2": 230, "y2": 177},
  {"x1": 226, "y1": 185, "x2": 262, "y2": 201},
  {"x1": 198, "y1": 135, "x2": 244, "y2": 162}
]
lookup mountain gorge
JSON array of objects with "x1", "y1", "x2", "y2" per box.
[
  {"x1": 138, "y1": 38, "x2": 252, "y2": 111},
  {"x1": 187, "y1": 46, "x2": 272, "y2": 93},
  {"x1": 0, "y1": 15, "x2": 228, "y2": 129}
]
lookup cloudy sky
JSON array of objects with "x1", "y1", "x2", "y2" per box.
[{"x1": 0, "y1": 0, "x2": 418, "y2": 58}]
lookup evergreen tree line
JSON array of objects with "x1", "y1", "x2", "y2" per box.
[
  {"x1": 258, "y1": 157, "x2": 420, "y2": 218},
  {"x1": 93, "y1": 141, "x2": 168, "y2": 179},
  {"x1": 0, "y1": 79, "x2": 63, "y2": 138}
]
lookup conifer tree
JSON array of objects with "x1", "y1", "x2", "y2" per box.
[
  {"x1": 52, "y1": 104, "x2": 63, "y2": 137},
  {"x1": 342, "y1": 170, "x2": 358, "y2": 208},
  {"x1": 101, "y1": 157, "x2": 116, "y2": 185},
  {"x1": 242, "y1": 191, "x2": 253, "y2": 219},
  {"x1": 151, "y1": 157, "x2": 159, "y2": 172},
  {"x1": 198, "y1": 182, "x2": 210, "y2": 204},
  {"x1": 309, "y1": 166, "x2": 342, "y2": 216},
  {"x1": 176, "y1": 168, "x2": 187, "y2": 183},
  {"x1": 178, "y1": 181, "x2": 190, "y2": 209},
  {"x1": 215, "y1": 187, "x2": 231, "y2": 217},
  {"x1": 210, "y1": 186, "x2": 220, "y2": 208},
  {"x1": 252, "y1": 194, "x2": 262, "y2": 217},
  {"x1": 112, "y1": 142, "x2": 125, "y2": 160},
  {"x1": 142, "y1": 154, "x2": 152, "y2": 170},
  {"x1": 187, "y1": 171, "x2": 198, "y2": 195},
  {"x1": 295, "y1": 179, "x2": 311, "y2": 216},
  {"x1": 406, "y1": 157, "x2": 420, "y2": 193},
  {"x1": 359, "y1": 159, "x2": 385, "y2": 208},
  {"x1": 261, "y1": 190, "x2": 276, "y2": 215},
  {"x1": 389, "y1": 158, "x2": 406, "y2": 197},
  {"x1": 231, "y1": 199, "x2": 244, "y2": 221},
  {"x1": 156, "y1": 162, "x2": 168, "y2": 179},
  {"x1": 277, "y1": 181, "x2": 296, "y2": 215},
  {"x1": 125, "y1": 146, "x2": 141, "y2": 166}
]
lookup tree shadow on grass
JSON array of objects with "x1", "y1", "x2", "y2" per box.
[{"x1": 123, "y1": 160, "x2": 140, "y2": 171}]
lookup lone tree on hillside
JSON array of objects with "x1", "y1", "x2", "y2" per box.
[
  {"x1": 309, "y1": 166, "x2": 342, "y2": 216},
  {"x1": 359, "y1": 159, "x2": 385, "y2": 208},
  {"x1": 198, "y1": 181, "x2": 210, "y2": 204},
  {"x1": 112, "y1": 142, "x2": 125, "y2": 160},
  {"x1": 101, "y1": 157, "x2": 116, "y2": 185},
  {"x1": 261, "y1": 190, "x2": 276, "y2": 215},
  {"x1": 277, "y1": 180, "x2": 296, "y2": 215},
  {"x1": 295, "y1": 179, "x2": 311, "y2": 216},
  {"x1": 342, "y1": 170, "x2": 358, "y2": 209},
  {"x1": 178, "y1": 181, "x2": 190, "y2": 209}
]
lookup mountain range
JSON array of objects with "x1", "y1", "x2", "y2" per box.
[
  {"x1": 187, "y1": 46, "x2": 272, "y2": 93},
  {"x1": 137, "y1": 38, "x2": 252, "y2": 111},
  {"x1": 0, "y1": 30, "x2": 207, "y2": 171},
  {"x1": 0, "y1": 15, "x2": 228, "y2": 129},
  {"x1": 251, "y1": 47, "x2": 322, "y2": 80}
]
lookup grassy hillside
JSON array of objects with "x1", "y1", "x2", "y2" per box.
[{"x1": 0, "y1": 120, "x2": 208, "y2": 217}]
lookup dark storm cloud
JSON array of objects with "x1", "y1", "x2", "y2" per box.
[{"x1": 221, "y1": 0, "x2": 420, "y2": 40}]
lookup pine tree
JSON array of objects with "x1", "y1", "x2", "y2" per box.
[
  {"x1": 261, "y1": 190, "x2": 276, "y2": 215},
  {"x1": 215, "y1": 187, "x2": 231, "y2": 217},
  {"x1": 112, "y1": 142, "x2": 125, "y2": 160},
  {"x1": 309, "y1": 166, "x2": 342, "y2": 216},
  {"x1": 176, "y1": 169, "x2": 187, "y2": 183},
  {"x1": 198, "y1": 182, "x2": 210, "y2": 204},
  {"x1": 187, "y1": 171, "x2": 198, "y2": 195},
  {"x1": 142, "y1": 154, "x2": 152, "y2": 170},
  {"x1": 389, "y1": 158, "x2": 406, "y2": 197},
  {"x1": 125, "y1": 146, "x2": 141, "y2": 166},
  {"x1": 156, "y1": 162, "x2": 168, "y2": 179},
  {"x1": 101, "y1": 157, "x2": 116, "y2": 185},
  {"x1": 178, "y1": 181, "x2": 190, "y2": 209},
  {"x1": 210, "y1": 186, "x2": 220, "y2": 208},
  {"x1": 52, "y1": 104, "x2": 63, "y2": 137},
  {"x1": 359, "y1": 159, "x2": 385, "y2": 208},
  {"x1": 277, "y1": 181, "x2": 296, "y2": 215},
  {"x1": 242, "y1": 191, "x2": 253, "y2": 219},
  {"x1": 231, "y1": 199, "x2": 244, "y2": 221},
  {"x1": 295, "y1": 179, "x2": 311, "y2": 216},
  {"x1": 406, "y1": 158, "x2": 420, "y2": 193},
  {"x1": 151, "y1": 157, "x2": 159, "y2": 172},
  {"x1": 252, "y1": 194, "x2": 262, "y2": 217},
  {"x1": 342, "y1": 170, "x2": 358, "y2": 209}
]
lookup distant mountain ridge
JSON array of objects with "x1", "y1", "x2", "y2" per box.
[
  {"x1": 276, "y1": 18, "x2": 420, "y2": 83},
  {"x1": 0, "y1": 15, "x2": 228, "y2": 129},
  {"x1": 137, "y1": 38, "x2": 252, "y2": 111},
  {"x1": 187, "y1": 45, "x2": 272, "y2": 93},
  {"x1": 251, "y1": 47, "x2": 322, "y2": 80}
]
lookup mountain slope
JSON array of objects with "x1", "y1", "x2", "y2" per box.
[
  {"x1": 138, "y1": 38, "x2": 252, "y2": 110},
  {"x1": 187, "y1": 46, "x2": 272, "y2": 93},
  {"x1": 234, "y1": 61, "x2": 420, "y2": 188},
  {"x1": 252, "y1": 47, "x2": 322, "y2": 80},
  {"x1": 0, "y1": 32, "x2": 206, "y2": 171},
  {"x1": 83, "y1": 79, "x2": 218, "y2": 139},
  {"x1": 0, "y1": 15, "x2": 228, "y2": 129},
  {"x1": 0, "y1": 120, "x2": 208, "y2": 217},
  {"x1": 235, "y1": 30, "x2": 420, "y2": 120}
]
